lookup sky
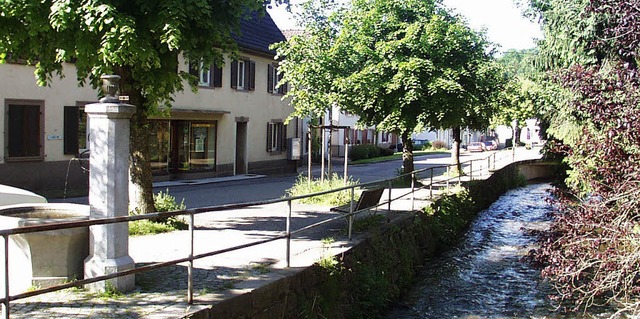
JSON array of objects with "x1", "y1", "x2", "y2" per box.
[{"x1": 267, "y1": 0, "x2": 543, "y2": 53}]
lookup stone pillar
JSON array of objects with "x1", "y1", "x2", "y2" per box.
[{"x1": 83, "y1": 75, "x2": 136, "y2": 292}]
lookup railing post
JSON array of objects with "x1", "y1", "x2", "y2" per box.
[
  {"x1": 286, "y1": 200, "x2": 292, "y2": 267},
  {"x1": 3, "y1": 234, "x2": 9, "y2": 319},
  {"x1": 187, "y1": 213, "x2": 194, "y2": 304},
  {"x1": 493, "y1": 153, "x2": 496, "y2": 171},
  {"x1": 348, "y1": 188, "x2": 354, "y2": 240},
  {"x1": 429, "y1": 168, "x2": 434, "y2": 199},
  {"x1": 487, "y1": 156, "x2": 491, "y2": 175},
  {"x1": 388, "y1": 180, "x2": 393, "y2": 211},
  {"x1": 411, "y1": 172, "x2": 415, "y2": 211}
]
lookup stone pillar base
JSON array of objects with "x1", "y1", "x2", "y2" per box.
[{"x1": 84, "y1": 255, "x2": 135, "y2": 292}]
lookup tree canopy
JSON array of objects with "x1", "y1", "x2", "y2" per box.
[
  {"x1": 274, "y1": 0, "x2": 502, "y2": 174},
  {"x1": 0, "y1": 0, "x2": 285, "y2": 212}
]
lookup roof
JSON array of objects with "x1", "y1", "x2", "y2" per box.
[{"x1": 234, "y1": 10, "x2": 286, "y2": 57}]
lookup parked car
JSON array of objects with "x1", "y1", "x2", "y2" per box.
[
  {"x1": 467, "y1": 142, "x2": 485, "y2": 152},
  {"x1": 483, "y1": 140, "x2": 498, "y2": 151}
]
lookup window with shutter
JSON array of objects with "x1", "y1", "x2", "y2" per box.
[
  {"x1": 190, "y1": 61, "x2": 222, "y2": 88},
  {"x1": 267, "y1": 64, "x2": 274, "y2": 93},
  {"x1": 247, "y1": 61, "x2": 255, "y2": 91},
  {"x1": 64, "y1": 106, "x2": 79, "y2": 155},
  {"x1": 6, "y1": 99, "x2": 44, "y2": 160},
  {"x1": 266, "y1": 121, "x2": 285, "y2": 153},
  {"x1": 231, "y1": 58, "x2": 254, "y2": 91}
]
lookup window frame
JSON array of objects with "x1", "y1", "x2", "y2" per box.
[
  {"x1": 267, "y1": 64, "x2": 288, "y2": 95},
  {"x1": 266, "y1": 121, "x2": 287, "y2": 153},
  {"x1": 189, "y1": 61, "x2": 222, "y2": 88},
  {"x1": 231, "y1": 58, "x2": 255, "y2": 91},
  {"x1": 5, "y1": 99, "x2": 45, "y2": 161}
]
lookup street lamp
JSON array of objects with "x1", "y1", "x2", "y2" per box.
[{"x1": 511, "y1": 119, "x2": 518, "y2": 161}]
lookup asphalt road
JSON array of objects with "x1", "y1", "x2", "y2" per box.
[
  {"x1": 162, "y1": 151, "x2": 486, "y2": 208},
  {"x1": 55, "y1": 150, "x2": 500, "y2": 208}
]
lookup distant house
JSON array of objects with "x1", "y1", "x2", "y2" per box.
[{"x1": 0, "y1": 11, "x2": 300, "y2": 196}]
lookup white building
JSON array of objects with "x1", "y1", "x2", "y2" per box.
[{"x1": 0, "y1": 11, "x2": 300, "y2": 196}]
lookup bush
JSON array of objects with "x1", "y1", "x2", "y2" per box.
[
  {"x1": 284, "y1": 173, "x2": 359, "y2": 206},
  {"x1": 379, "y1": 147, "x2": 394, "y2": 156},
  {"x1": 129, "y1": 189, "x2": 188, "y2": 236},
  {"x1": 349, "y1": 144, "x2": 393, "y2": 161},
  {"x1": 420, "y1": 141, "x2": 433, "y2": 151},
  {"x1": 431, "y1": 140, "x2": 447, "y2": 150}
]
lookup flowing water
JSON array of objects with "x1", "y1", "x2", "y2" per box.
[{"x1": 385, "y1": 183, "x2": 611, "y2": 319}]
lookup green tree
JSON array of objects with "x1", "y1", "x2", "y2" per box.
[
  {"x1": 0, "y1": 0, "x2": 286, "y2": 213},
  {"x1": 275, "y1": 0, "x2": 502, "y2": 177}
]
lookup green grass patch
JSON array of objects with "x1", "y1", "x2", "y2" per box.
[
  {"x1": 129, "y1": 189, "x2": 188, "y2": 236},
  {"x1": 350, "y1": 150, "x2": 448, "y2": 165},
  {"x1": 284, "y1": 173, "x2": 359, "y2": 206}
]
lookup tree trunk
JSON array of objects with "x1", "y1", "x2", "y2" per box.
[
  {"x1": 117, "y1": 66, "x2": 155, "y2": 214},
  {"x1": 451, "y1": 126, "x2": 462, "y2": 175},
  {"x1": 401, "y1": 130, "x2": 414, "y2": 183}
]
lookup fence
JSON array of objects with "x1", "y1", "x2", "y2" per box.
[{"x1": 0, "y1": 148, "x2": 519, "y2": 318}]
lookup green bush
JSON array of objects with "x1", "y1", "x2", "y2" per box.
[
  {"x1": 349, "y1": 145, "x2": 393, "y2": 161},
  {"x1": 129, "y1": 189, "x2": 188, "y2": 236},
  {"x1": 379, "y1": 147, "x2": 394, "y2": 156},
  {"x1": 284, "y1": 173, "x2": 359, "y2": 206},
  {"x1": 420, "y1": 141, "x2": 433, "y2": 151}
]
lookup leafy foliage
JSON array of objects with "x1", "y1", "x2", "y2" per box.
[
  {"x1": 0, "y1": 0, "x2": 286, "y2": 213},
  {"x1": 526, "y1": 0, "x2": 640, "y2": 314},
  {"x1": 130, "y1": 189, "x2": 187, "y2": 236},
  {"x1": 274, "y1": 0, "x2": 503, "y2": 178}
]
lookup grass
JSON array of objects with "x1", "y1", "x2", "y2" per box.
[
  {"x1": 350, "y1": 150, "x2": 449, "y2": 165},
  {"x1": 284, "y1": 173, "x2": 359, "y2": 206},
  {"x1": 129, "y1": 189, "x2": 188, "y2": 236}
]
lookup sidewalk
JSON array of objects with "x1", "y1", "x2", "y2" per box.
[{"x1": 8, "y1": 188, "x2": 434, "y2": 319}]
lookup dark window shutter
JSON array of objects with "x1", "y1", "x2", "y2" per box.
[
  {"x1": 213, "y1": 65, "x2": 222, "y2": 88},
  {"x1": 188, "y1": 62, "x2": 198, "y2": 76},
  {"x1": 64, "y1": 106, "x2": 79, "y2": 155},
  {"x1": 248, "y1": 60, "x2": 255, "y2": 91},
  {"x1": 267, "y1": 123, "x2": 273, "y2": 152},
  {"x1": 230, "y1": 60, "x2": 238, "y2": 89},
  {"x1": 267, "y1": 64, "x2": 274, "y2": 93},
  {"x1": 281, "y1": 124, "x2": 287, "y2": 151}
]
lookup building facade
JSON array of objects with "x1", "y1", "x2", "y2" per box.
[{"x1": 0, "y1": 12, "x2": 299, "y2": 197}]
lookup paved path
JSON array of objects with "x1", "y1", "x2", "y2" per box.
[{"x1": 7, "y1": 147, "x2": 543, "y2": 318}]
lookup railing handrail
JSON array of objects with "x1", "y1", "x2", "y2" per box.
[{"x1": 0, "y1": 148, "x2": 521, "y2": 316}]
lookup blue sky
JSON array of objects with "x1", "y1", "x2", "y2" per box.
[{"x1": 267, "y1": 0, "x2": 543, "y2": 53}]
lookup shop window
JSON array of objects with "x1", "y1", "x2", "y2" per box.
[{"x1": 149, "y1": 121, "x2": 170, "y2": 172}]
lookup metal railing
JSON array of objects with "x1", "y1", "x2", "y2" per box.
[{"x1": 0, "y1": 148, "x2": 518, "y2": 318}]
